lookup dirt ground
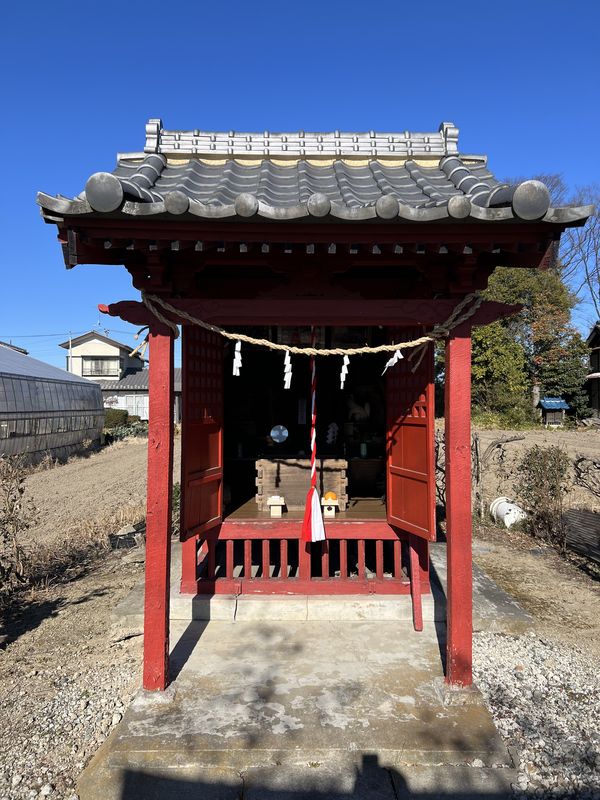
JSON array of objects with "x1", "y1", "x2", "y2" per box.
[
  {"x1": 23, "y1": 437, "x2": 182, "y2": 547},
  {"x1": 473, "y1": 426, "x2": 600, "y2": 513},
  {"x1": 474, "y1": 524, "x2": 600, "y2": 658}
]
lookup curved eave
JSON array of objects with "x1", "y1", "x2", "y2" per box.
[{"x1": 36, "y1": 192, "x2": 594, "y2": 227}]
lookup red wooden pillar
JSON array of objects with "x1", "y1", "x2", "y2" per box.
[
  {"x1": 143, "y1": 331, "x2": 174, "y2": 691},
  {"x1": 444, "y1": 322, "x2": 473, "y2": 687}
]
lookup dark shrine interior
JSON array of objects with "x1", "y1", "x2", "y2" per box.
[{"x1": 223, "y1": 326, "x2": 389, "y2": 519}]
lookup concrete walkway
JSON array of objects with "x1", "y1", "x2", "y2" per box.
[{"x1": 81, "y1": 543, "x2": 530, "y2": 799}]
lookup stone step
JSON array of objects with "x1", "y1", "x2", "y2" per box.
[
  {"x1": 80, "y1": 751, "x2": 517, "y2": 799},
  {"x1": 169, "y1": 592, "x2": 442, "y2": 622}
]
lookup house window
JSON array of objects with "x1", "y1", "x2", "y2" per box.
[{"x1": 82, "y1": 357, "x2": 120, "y2": 377}]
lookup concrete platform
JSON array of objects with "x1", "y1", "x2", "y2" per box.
[
  {"x1": 95, "y1": 541, "x2": 529, "y2": 798},
  {"x1": 80, "y1": 618, "x2": 517, "y2": 799}
]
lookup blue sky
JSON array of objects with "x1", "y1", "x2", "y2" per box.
[{"x1": 1, "y1": 0, "x2": 599, "y2": 366}]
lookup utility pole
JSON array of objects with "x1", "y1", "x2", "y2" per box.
[{"x1": 68, "y1": 331, "x2": 73, "y2": 373}]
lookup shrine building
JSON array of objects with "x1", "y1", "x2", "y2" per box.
[{"x1": 37, "y1": 119, "x2": 592, "y2": 692}]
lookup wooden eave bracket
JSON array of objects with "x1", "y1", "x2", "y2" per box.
[{"x1": 98, "y1": 302, "x2": 176, "y2": 337}]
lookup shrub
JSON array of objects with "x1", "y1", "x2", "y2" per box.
[
  {"x1": 514, "y1": 444, "x2": 571, "y2": 550},
  {"x1": 105, "y1": 420, "x2": 149, "y2": 442},
  {"x1": 104, "y1": 408, "x2": 129, "y2": 429},
  {"x1": 0, "y1": 456, "x2": 36, "y2": 596},
  {"x1": 128, "y1": 415, "x2": 141, "y2": 423}
]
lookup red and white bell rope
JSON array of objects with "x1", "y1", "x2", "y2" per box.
[{"x1": 302, "y1": 328, "x2": 326, "y2": 543}]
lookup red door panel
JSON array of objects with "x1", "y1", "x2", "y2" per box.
[
  {"x1": 386, "y1": 327, "x2": 436, "y2": 541},
  {"x1": 180, "y1": 325, "x2": 224, "y2": 539}
]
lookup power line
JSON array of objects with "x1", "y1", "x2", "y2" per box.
[{"x1": 0, "y1": 327, "x2": 138, "y2": 340}]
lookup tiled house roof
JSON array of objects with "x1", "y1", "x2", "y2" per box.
[
  {"x1": 37, "y1": 119, "x2": 593, "y2": 225},
  {"x1": 99, "y1": 368, "x2": 182, "y2": 393}
]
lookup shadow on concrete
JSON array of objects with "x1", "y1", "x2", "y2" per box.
[
  {"x1": 119, "y1": 753, "x2": 513, "y2": 799},
  {"x1": 428, "y1": 558, "x2": 447, "y2": 675},
  {"x1": 169, "y1": 620, "x2": 209, "y2": 680}
]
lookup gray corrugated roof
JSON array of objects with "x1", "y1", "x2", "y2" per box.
[
  {"x1": 37, "y1": 119, "x2": 594, "y2": 226},
  {"x1": 0, "y1": 341, "x2": 28, "y2": 355},
  {"x1": 0, "y1": 344, "x2": 95, "y2": 384},
  {"x1": 99, "y1": 368, "x2": 181, "y2": 393}
]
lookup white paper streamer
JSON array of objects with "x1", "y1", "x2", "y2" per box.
[
  {"x1": 232, "y1": 340, "x2": 242, "y2": 376},
  {"x1": 283, "y1": 350, "x2": 292, "y2": 389},
  {"x1": 340, "y1": 355, "x2": 350, "y2": 389},
  {"x1": 310, "y1": 488, "x2": 326, "y2": 542},
  {"x1": 382, "y1": 349, "x2": 403, "y2": 375}
]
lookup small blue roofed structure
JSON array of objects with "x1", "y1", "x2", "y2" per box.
[{"x1": 538, "y1": 396, "x2": 569, "y2": 426}]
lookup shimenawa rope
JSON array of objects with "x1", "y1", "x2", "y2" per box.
[{"x1": 138, "y1": 291, "x2": 483, "y2": 366}]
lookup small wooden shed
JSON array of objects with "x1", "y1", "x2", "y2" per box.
[
  {"x1": 539, "y1": 396, "x2": 569, "y2": 426},
  {"x1": 37, "y1": 119, "x2": 592, "y2": 692}
]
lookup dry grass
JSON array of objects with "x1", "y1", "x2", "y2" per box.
[
  {"x1": 0, "y1": 503, "x2": 147, "y2": 613},
  {"x1": 22, "y1": 503, "x2": 146, "y2": 591},
  {"x1": 27, "y1": 436, "x2": 147, "y2": 475}
]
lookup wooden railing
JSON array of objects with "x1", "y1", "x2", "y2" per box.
[{"x1": 181, "y1": 520, "x2": 429, "y2": 599}]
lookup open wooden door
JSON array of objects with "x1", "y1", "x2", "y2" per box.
[
  {"x1": 180, "y1": 325, "x2": 224, "y2": 544},
  {"x1": 385, "y1": 327, "x2": 436, "y2": 542}
]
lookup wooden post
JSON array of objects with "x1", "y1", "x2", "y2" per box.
[
  {"x1": 143, "y1": 331, "x2": 174, "y2": 691},
  {"x1": 408, "y1": 534, "x2": 423, "y2": 631},
  {"x1": 180, "y1": 536, "x2": 198, "y2": 594},
  {"x1": 444, "y1": 322, "x2": 473, "y2": 687}
]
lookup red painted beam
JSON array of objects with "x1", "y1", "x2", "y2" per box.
[
  {"x1": 100, "y1": 298, "x2": 520, "y2": 330},
  {"x1": 67, "y1": 216, "x2": 562, "y2": 246},
  {"x1": 444, "y1": 321, "x2": 473, "y2": 687},
  {"x1": 143, "y1": 332, "x2": 174, "y2": 691},
  {"x1": 218, "y1": 520, "x2": 402, "y2": 539}
]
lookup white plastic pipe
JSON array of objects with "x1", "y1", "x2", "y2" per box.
[{"x1": 489, "y1": 496, "x2": 527, "y2": 529}]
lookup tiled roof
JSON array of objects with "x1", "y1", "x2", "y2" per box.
[
  {"x1": 37, "y1": 119, "x2": 593, "y2": 226},
  {"x1": 539, "y1": 397, "x2": 569, "y2": 410},
  {"x1": 141, "y1": 119, "x2": 461, "y2": 159},
  {"x1": 99, "y1": 368, "x2": 182, "y2": 393}
]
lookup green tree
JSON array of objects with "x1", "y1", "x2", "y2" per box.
[
  {"x1": 475, "y1": 254, "x2": 590, "y2": 417},
  {"x1": 471, "y1": 322, "x2": 528, "y2": 412},
  {"x1": 534, "y1": 326, "x2": 591, "y2": 417}
]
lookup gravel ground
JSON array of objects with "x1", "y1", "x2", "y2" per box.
[
  {"x1": 0, "y1": 550, "x2": 144, "y2": 800},
  {"x1": 474, "y1": 632, "x2": 600, "y2": 799}
]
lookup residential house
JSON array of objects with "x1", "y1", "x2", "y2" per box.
[
  {"x1": 99, "y1": 369, "x2": 182, "y2": 422},
  {"x1": 587, "y1": 322, "x2": 600, "y2": 416},
  {"x1": 59, "y1": 331, "x2": 145, "y2": 382}
]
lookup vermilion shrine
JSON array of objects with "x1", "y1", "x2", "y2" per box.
[{"x1": 38, "y1": 119, "x2": 591, "y2": 692}]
